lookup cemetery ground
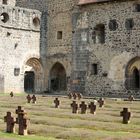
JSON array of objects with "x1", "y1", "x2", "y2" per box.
[{"x1": 0, "y1": 94, "x2": 140, "y2": 140}]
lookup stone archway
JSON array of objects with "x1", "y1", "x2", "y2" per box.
[
  {"x1": 50, "y1": 62, "x2": 67, "y2": 91},
  {"x1": 125, "y1": 57, "x2": 140, "y2": 90},
  {"x1": 24, "y1": 58, "x2": 43, "y2": 93}
]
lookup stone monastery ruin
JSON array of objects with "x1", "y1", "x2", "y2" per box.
[{"x1": 1, "y1": 0, "x2": 140, "y2": 97}]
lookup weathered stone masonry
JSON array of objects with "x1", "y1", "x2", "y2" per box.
[
  {"x1": 12, "y1": 0, "x2": 79, "y2": 93},
  {"x1": 1, "y1": 0, "x2": 140, "y2": 97},
  {"x1": 0, "y1": 0, "x2": 42, "y2": 93},
  {"x1": 72, "y1": 0, "x2": 140, "y2": 97},
  {"x1": 45, "y1": 0, "x2": 79, "y2": 92}
]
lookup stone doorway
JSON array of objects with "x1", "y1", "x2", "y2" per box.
[
  {"x1": 50, "y1": 62, "x2": 67, "y2": 91},
  {"x1": 132, "y1": 68, "x2": 140, "y2": 89},
  {"x1": 125, "y1": 57, "x2": 140, "y2": 90},
  {"x1": 24, "y1": 71, "x2": 35, "y2": 93},
  {"x1": 24, "y1": 57, "x2": 43, "y2": 93}
]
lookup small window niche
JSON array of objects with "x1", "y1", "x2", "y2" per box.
[
  {"x1": 109, "y1": 19, "x2": 118, "y2": 31},
  {"x1": 1, "y1": 13, "x2": 9, "y2": 23},
  {"x1": 125, "y1": 18, "x2": 134, "y2": 30},
  {"x1": 102, "y1": 72, "x2": 108, "y2": 77},
  {"x1": 57, "y1": 31, "x2": 63, "y2": 40},
  {"x1": 91, "y1": 64, "x2": 98, "y2": 75},
  {"x1": 2, "y1": 0, "x2": 8, "y2": 5},
  {"x1": 14, "y1": 68, "x2": 20, "y2": 76},
  {"x1": 92, "y1": 24, "x2": 105, "y2": 44},
  {"x1": 7, "y1": 32, "x2": 11, "y2": 37},
  {"x1": 135, "y1": 4, "x2": 140, "y2": 12},
  {"x1": 14, "y1": 43, "x2": 18, "y2": 49},
  {"x1": 33, "y1": 17, "x2": 40, "y2": 27}
]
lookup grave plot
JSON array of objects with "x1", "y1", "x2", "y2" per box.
[{"x1": 0, "y1": 94, "x2": 140, "y2": 140}]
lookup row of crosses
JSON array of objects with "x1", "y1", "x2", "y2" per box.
[
  {"x1": 54, "y1": 97, "x2": 104, "y2": 109},
  {"x1": 26, "y1": 94, "x2": 37, "y2": 104},
  {"x1": 70, "y1": 98, "x2": 105, "y2": 114},
  {"x1": 68, "y1": 93, "x2": 83, "y2": 100},
  {"x1": 71, "y1": 101, "x2": 131, "y2": 124},
  {"x1": 71, "y1": 101, "x2": 97, "y2": 114},
  {"x1": 4, "y1": 106, "x2": 29, "y2": 135},
  {"x1": 54, "y1": 97, "x2": 104, "y2": 113}
]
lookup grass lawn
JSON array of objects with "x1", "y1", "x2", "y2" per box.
[
  {"x1": 0, "y1": 93, "x2": 139, "y2": 140},
  {"x1": 0, "y1": 132, "x2": 56, "y2": 140}
]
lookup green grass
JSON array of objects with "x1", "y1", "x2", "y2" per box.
[
  {"x1": 0, "y1": 131, "x2": 57, "y2": 140},
  {"x1": 0, "y1": 94, "x2": 139, "y2": 140}
]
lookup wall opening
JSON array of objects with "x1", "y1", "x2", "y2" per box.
[
  {"x1": 109, "y1": 19, "x2": 118, "y2": 31},
  {"x1": 14, "y1": 68, "x2": 20, "y2": 76},
  {"x1": 24, "y1": 71, "x2": 35, "y2": 93},
  {"x1": 50, "y1": 62, "x2": 67, "y2": 91},
  {"x1": 24, "y1": 57, "x2": 43, "y2": 93},
  {"x1": 57, "y1": 31, "x2": 63, "y2": 39},
  {"x1": 125, "y1": 57, "x2": 140, "y2": 90},
  {"x1": 135, "y1": 4, "x2": 140, "y2": 12},
  {"x1": 125, "y1": 18, "x2": 134, "y2": 30},
  {"x1": 92, "y1": 24, "x2": 105, "y2": 44},
  {"x1": 91, "y1": 64, "x2": 98, "y2": 75},
  {"x1": 1, "y1": 13, "x2": 9, "y2": 23},
  {"x1": 133, "y1": 68, "x2": 140, "y2": 89},
  {"x1": 2, "y1": 0, "x2": 8, "y2": 4},
  {"x1": 33, "y1": 17, "x2": 40, "y2": 27}
]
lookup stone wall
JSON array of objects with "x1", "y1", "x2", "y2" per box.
[
  {"x1": 72, "y1": 0, "x2": 140, "y2": 97},
  {"x1": 0, "y1": 4, "x2": 42, "y2": 93},
  {"x1": 71, "y1": 10, "x2": 89, "y2": 94},
  {"x1": 16, "y1": 0, "x2": 49, "y2": 93},
  {"x1": 44, "y1": 0, "x2": 79, "y2": 91},
  {"x1": 0, "y1": 0, "x2": 16, "y2": 6},
  {"x1": 16, "y1": 0, "x2": 48, "y2": 11},
  {"x1": 16, "y1": 0, "x2": 79, "y2": 92},
  {"x1": 13, "y1": 0, "x2": 140, "y2": 97}
]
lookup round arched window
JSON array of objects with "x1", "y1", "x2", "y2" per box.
[{"x1": 1, "y1": 13, "x2": 9, "y2": 23}]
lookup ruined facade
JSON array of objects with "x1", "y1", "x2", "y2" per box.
[
  {"x1": 0, "y1": 0, "x2": 42, "y2": 93},
  {"x1": 17, "y1": 0, "x2": 79, "y2": 93},
  {"x1": 72, "y1": 0, "x2": 140, "y2": 97},
  {"x1": 1, "y1": 0, "x2": 140, "y2": 97}
]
